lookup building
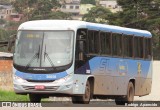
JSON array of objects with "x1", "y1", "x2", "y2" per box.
[
  {"x1": 99, "y1": 0, "x2": 122, "y2": 13},
  {"x1": 0, "y1": 5, "x2": 12, "y2": 19},
  {"x1": 60, "y1": 0, "x2": 80, "y2": 19},
  {"x1": 0, "y1": 5, "x2": 22, "y2": 22}
]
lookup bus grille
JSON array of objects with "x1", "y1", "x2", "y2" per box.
[{"x1": 22, "y1": 85, "x2": 59, "y2": 91}]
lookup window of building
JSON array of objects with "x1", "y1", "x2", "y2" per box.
[
  {"x1": 70, "y1": 6, "x2": 74, "y2": 9},
  {"x1": 75, "y1": 6, "x2": 79, "y2": 9},
  {"x1": 108, "y1": 5, "x2": 112, "y2": 8},
  {"x1": 6, "y1": 10, "x2": 9, "y2": 14},
  {"x1": 62, "y1": 5, "x2": 66, "y2": 9}
]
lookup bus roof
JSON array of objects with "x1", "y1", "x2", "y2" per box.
[{"x1": 18, "y1": 20, "x2": 152, "y2": 38}]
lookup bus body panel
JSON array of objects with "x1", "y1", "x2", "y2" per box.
[{"x1": 77, "y1": 57, "x2": 152, "y2": 96}]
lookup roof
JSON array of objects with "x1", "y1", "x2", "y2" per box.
[
  {"x1": 0, "y1": 52, "x2": 13, "y2": 57},
  {"x1": 18, "y1": 20, "x2": 152, "y2": 37},
  {"x1": 0, "y1": 5, "x2": 12, "y2": 9}
]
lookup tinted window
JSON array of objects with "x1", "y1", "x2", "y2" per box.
[
  {"x1": 134, "y1": 37, "x2": 144, "y2": 58},
  {"x1": 144, "y1": 38, "x2": 152, "y2": 59},
  {"x1": 88, "y1": 30, "x2": 100, "y2": 54},
  {"x1": 124, "y1": 35, "x2": 133, "y2": 57},
  {"x1": 100, "y1": 32, "x2": 111, "y2": 55},
  {"x1": 112, "y1": 33, "x2": 123, "y2": 56}
]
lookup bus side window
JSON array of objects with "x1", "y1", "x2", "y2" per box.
[
  {"x1": 134, "y1": 36, "x2": 144, "y2": 59},
  {"x1": 100, "y1": 32, "x2": 111, "y2": 55},
  {"x1": 106, "y1": 32, "x2": 111, "y2": 55},
  {"x1": 124, "y1": 35, "x2": 133, "y2": 58},
  {"x1": 139, "y1": 37, "x2": 144, "y2": 58},
  {"x1": 88, "y1": 30, "x2": 100, "y2": 54},
  {"x1": 94, "y1": 31, "x2": 100, "y2": 54},
  {"x1": 88, "y1": 30, "x2": 94, "y2": 53},
  {"x1": 75, "y1": 29, "x2": 87, "y2": 62},
  {"x1": 112, "y1": 33, "x2": 123, "y2": 56},
  {"x1": 100, "y1": 32, "x2": 106, "y2": 54},
  {"x1": 134, "y1": 37, "x2": 138, "y2": 58},
  {"x1": 144, "y1": 38, "x2": 152, "y2": 59}
]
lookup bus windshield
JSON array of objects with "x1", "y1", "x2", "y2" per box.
[{"x1": 14, "y1": 30, "x2": 74, "y2": 68}]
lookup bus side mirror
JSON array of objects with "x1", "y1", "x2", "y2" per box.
[{"x1": 8, "y1": 34, "x2": 16, "y2": 52}]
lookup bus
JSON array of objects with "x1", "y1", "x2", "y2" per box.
[{"x1": 13, "y1": 20, "x2": 152, "y2": 104}]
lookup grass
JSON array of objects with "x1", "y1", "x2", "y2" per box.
[
  {"x1": 0, "y1": 90, "x2": 29, "y2": 101},
  {"x1": 0, "y1": 90, "x2": 49, "y2": 101}
]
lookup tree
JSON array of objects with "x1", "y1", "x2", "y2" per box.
[
  {"x1": 0, "y1": 29, "x2": 16, "y2": 52},
  {"x1": 12, "y1": 0, "x2": 71, "y2": 21},
  {"x1": 114, "y1": 0, "x2": 160, "y2": 59},
  {"x1": 0, "y1": 19, "x2": 5, "y2": 24},
  {"x1": 31, "y1": 11, "x2": 72, "y2": 20},
  {"x1": 81, "y1": 0, "x2": 96, "y2": 5},
  {"x1": 82, "y1": 6, "x2": 112, "y2": 24},
  {"x1": 0, "y1": 0, "x2": 11, "y2": 5}
]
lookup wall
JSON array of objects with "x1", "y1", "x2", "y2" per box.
[{"x1": 0, "y1": 58, "x2": 13, "y2": 91}]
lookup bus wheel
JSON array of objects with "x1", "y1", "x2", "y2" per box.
[
  {"x1": 72, "y1": 80, "x2": 91, "y2": 104},
  {"x1": 126, "y1": 82, "x2": 134, "y2": 103},
  {"x1": 115, "y1": 82, "x2": 134, "y2": 105},
  {"x1": 29, "y1": 94, "x2": 42, "y2": 102}
]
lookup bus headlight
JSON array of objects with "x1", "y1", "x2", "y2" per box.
[
  {"x1": 54, "y1": 73, "x2": 72, "y2": 83},
  {"x1": 13, "y1": 75, "x2": 27, "y2": 83}
]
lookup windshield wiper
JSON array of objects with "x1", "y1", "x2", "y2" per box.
[
  {"x1": 44, "y1": 44, "x2": 56, "y2": 68},
  {"x1": 25, "y1": 45, "x2": 40, "y2": 69}
]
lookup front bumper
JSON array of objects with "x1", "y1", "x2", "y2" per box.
[{"x1": 14, "y1": 80, "x2": 74, "y2": 95}]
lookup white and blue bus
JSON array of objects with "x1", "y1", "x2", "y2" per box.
[{"x1": 13, "y1": 20, "x2": 152, "y2": 104}]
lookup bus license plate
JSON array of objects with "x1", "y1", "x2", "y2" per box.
[{"x1": 35, "y1": 85, "x2": 45, "y2": 90}]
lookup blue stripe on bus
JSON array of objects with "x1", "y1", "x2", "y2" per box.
[
  {"x1": 87, "y1": 57, "x2": 151, "y2": 78},
  {"x1": 15, "y1": 70, "x2": 68, "y2": 80},
  {"x1": 86, "y1": 25, "x2": 151, "y2": 37}
]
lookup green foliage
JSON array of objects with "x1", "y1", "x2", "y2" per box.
[
  {"x1": 0, "y1": 19, "x2": 5, "y2": 24},
  {"x1": 113, "y1": 0, "x2": 160, "y2": 59},
  {"x1": 11, "y1": 0, "x2": 71, "y2": 21},
  {"x1": 31, "y1": 11, "x2": 72, "y2": 20},
  {"x1": 81, "y1": 0, "x2": 96, "y2": 5},
  {"x1": 0, "y1": 90, "x2": 28, "y2": 101},
  {"x1": 0, "y1": 0, "x2": 11, "y2": 5},
  {"x1": 0, "y1": 29, "x2": 16, "y2": 52},
  {"x1": 0, "y1": 90, "x2": 48, "y2": 101},
  {"x1": 82, "y1": 6, "x2": 112, "y2": 24}
]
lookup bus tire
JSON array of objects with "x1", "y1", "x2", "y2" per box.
[
  {"x1": 115, "y1": 82, "x2": 134, "y2": 105},
  {"x1": 72, "y1": 80, "x2": 91, "y2": 104},
  {"x1": 29, "y1": 94, "x2": 42, "y2": 102},
  {"x1": 126, "y1": 81, "x2": 135, "y2": 103}
]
